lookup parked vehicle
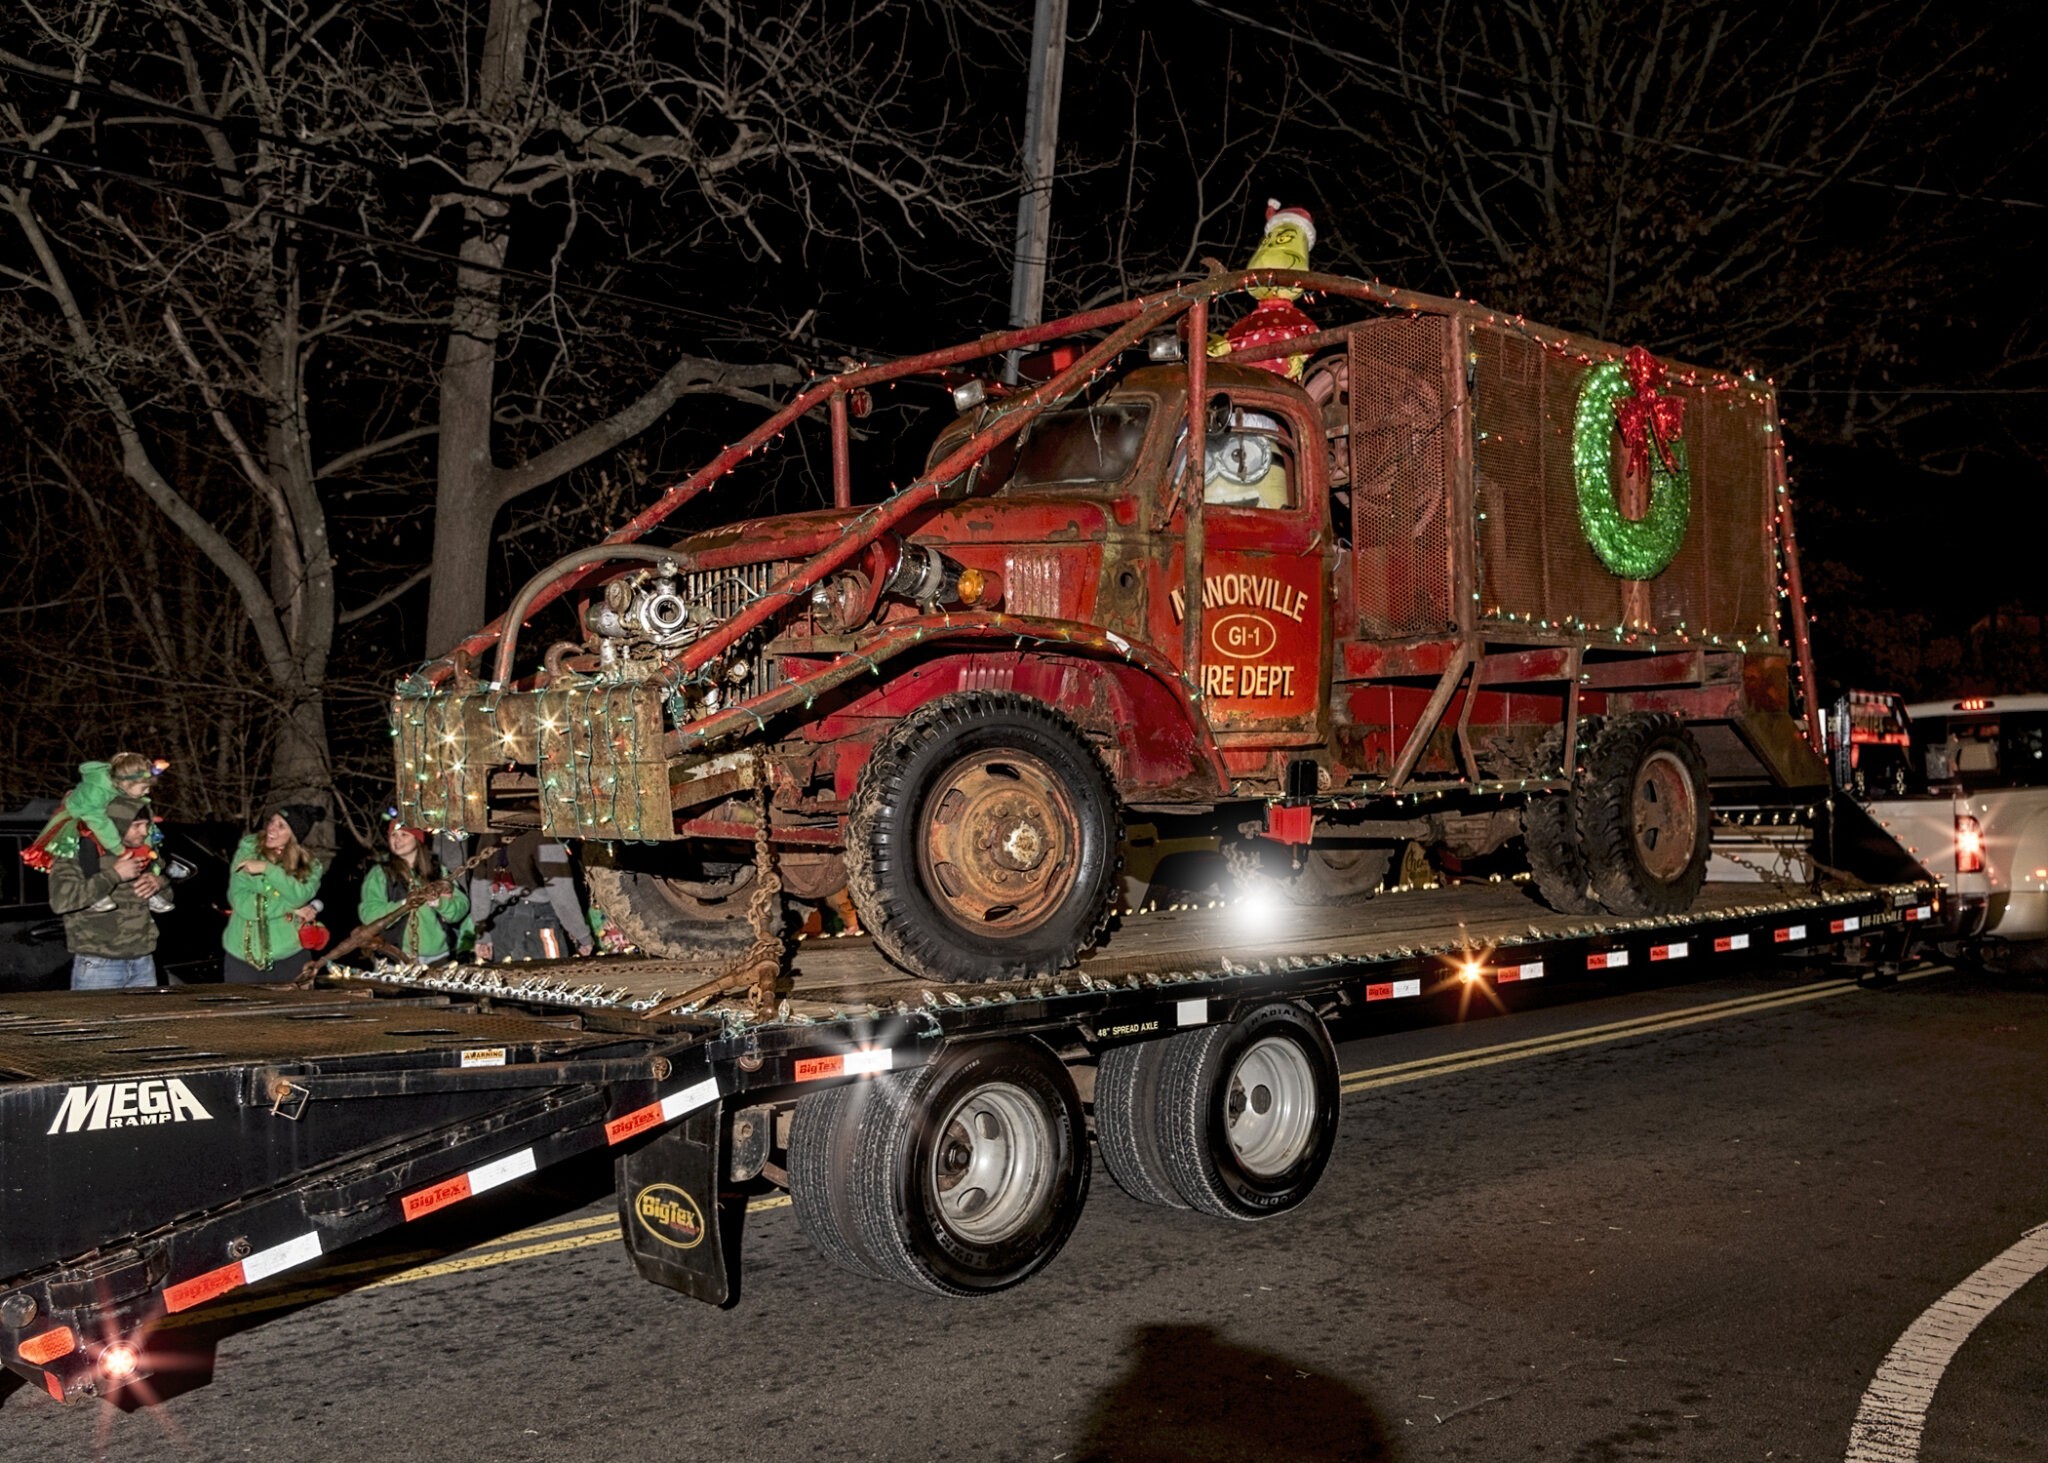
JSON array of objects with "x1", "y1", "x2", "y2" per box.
[
  {"x1": 1848, "y1": 694, "x2": 2048, "y2": 971},
  {"x1": 395, "y1": 268, "x2": 1830, "y2": 984}
]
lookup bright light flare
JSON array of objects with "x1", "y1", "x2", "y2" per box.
[
  {"x1": 1457, "y1": 958, "x2": 1484, "y2": 984},
  {"x1": 1955, "y1": 815, "x2": 1984, "y2": 874},
  {"x1": 98, "y1": 1341, "x2": 141, "y2": 1381},
  {"x1": 1228, "y1": 888, "x2": 1286, "y2": 943}
]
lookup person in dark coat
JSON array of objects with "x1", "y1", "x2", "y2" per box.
[
  {"x1": 48, "y1": 793, "x2": 169, "y2": 990},
  {"x1": 468, "y1": 830, "x2": 593, "y2": 961}
]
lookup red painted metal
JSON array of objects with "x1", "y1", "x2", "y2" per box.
[
  {"x1": 406, "y1": 266, "x2": 1828, "y2": 852},
  {"x1": 829, "y1": 391, "x2": 852, "y2": 511},
  {"x1": 1778, "y1": 494, "x2": 1824, "y2": 754}
]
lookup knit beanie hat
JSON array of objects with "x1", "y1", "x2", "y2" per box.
[
  {"x1": 277, "y1": 803, "x2": 324, "y2": 843},
  {"x1": 106, "y1": 794, "x2": 152, "y2": 831}
]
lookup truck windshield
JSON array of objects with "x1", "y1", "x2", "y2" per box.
[
  {"x1": 1911, "y1": 711, "x2": 2048, "y2": 790},
  {"x1": 1005, "y1": 404, "x2": 1152, "y2": 491}
]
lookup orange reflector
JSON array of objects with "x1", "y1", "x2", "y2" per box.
[
  {"x1": 400, "y1": 1174, "x2": 474, "y2": 1221},
  {"x1": 18, "y1": 1327, "x2": 76, "y2": 1365},
  {"x1": 164, "y1": 1262, "x2": 246, "y2": 1314},
  {"x1": 606, "y1": 1102, "x2": 663, "y2": 1145}
]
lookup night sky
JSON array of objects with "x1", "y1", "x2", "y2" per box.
[{"x1": 1, "y1": 0, "x2": 2041, "y2": 818}]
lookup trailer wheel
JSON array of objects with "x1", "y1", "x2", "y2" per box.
[
  {"x1": 1156, "y1": 1002, "x2": 1339, "y2": 1220},
  {"x1": 844, "y1": 1040, "x2": 1089, "y2": 1296},
  {"x1": 584, "y1": 859, "x2": 763, "y2": 959},
  {"x1": 789, "y1": 1082, "x2": 883, "y2": 1279},
  {"x1": 846, "y1": 693, "x2": 1120, "y2": 982},
  {"x1": 1094, "y1": 1039, "x2": 1188, "y2": 1209},
  {"x1": 1521, "y1": 720, "x2": 1601, "y2": 915},
  {"x1": 1579, "y1": 713, "x2": 1712, "y2": 916}
]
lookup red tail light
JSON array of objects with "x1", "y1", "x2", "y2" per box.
[{"x1": 1956, "y1": 815, "x2": 1984, "y2": 874}]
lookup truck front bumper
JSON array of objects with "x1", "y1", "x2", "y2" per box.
[{"x1": 392, "y1": 682, "x2": 676, "y2": 840}]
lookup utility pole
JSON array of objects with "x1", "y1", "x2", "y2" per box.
[{"x1": 1008, "y1": 0, "x2": 1069, "y2": 337}]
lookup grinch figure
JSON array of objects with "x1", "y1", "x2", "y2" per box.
[{"x1": 1211, "y1": 199, "x2": 1319, "y2": 380}]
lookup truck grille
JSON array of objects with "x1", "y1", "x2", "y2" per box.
[{"x1": 681, "y1": 560, "x2": 792, "y2": 694}]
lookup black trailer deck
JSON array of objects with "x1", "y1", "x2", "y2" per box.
[{"x1": 1, "y1": 876, "x2": 1936, "y2": 1402}]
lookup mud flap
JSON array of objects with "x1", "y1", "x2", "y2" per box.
[{"x1": 614, "y1": 1101, "x2": 743, "y2": 1306}]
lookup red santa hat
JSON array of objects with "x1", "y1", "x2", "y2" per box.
[{"x1": 1263, "y1": 198, "x2": 1316, "y2": 249}]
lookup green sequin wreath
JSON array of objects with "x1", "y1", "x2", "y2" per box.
[{"x1": 1572, "y1": 360, "x2": 1691, "y2": 580}]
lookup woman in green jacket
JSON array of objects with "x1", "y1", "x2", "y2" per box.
[
  {"x1": 222, "y1": 804, "x2": 327, "y2": 983},
  {"x1": 359, "y1": 818, "x2": 468, "y2": 964}
]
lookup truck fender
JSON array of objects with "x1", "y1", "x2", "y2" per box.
[{"x1": 671, "y1": 612, "x2": 1230, "y2": 801}]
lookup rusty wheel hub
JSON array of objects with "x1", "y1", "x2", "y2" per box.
[
  {"x1": 1631, "y1": 748, "x2": 1699, "y2": 883},
  {"x1": 918, "y1": 751, "x2": 1080, "y2": 933}
]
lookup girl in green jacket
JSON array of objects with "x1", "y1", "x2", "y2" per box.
[
  {"x1": 359, "y1": 819, "x2": 468, "y2": 964},
  {"x1": 222, "y1": 805, "x2": 327, "y2": 983}
]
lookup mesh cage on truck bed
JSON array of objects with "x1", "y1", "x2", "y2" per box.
[{"x1": 1346, "y1": 315, "x2": 1781, "y2": 647}]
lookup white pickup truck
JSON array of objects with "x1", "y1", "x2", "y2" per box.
[{"x1": 1853, "y1": 694, "x2": 2048, "y2": 972}]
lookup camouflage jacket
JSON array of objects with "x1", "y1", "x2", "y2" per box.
[{"x1": 46, "y1": 842, "x2": 165, "y2": 958}]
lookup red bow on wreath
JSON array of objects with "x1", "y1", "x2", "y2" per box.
[{"x1": 1613, "y1": 345, "x2": 1685, "y2": 478}]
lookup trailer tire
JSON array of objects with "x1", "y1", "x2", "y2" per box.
[
  {"x1": 1579, "y1": 713, "x2": 1712, "y2": 916},
  {"x1": 1094, "y1": 1039, "x2": 1189, "y2": 1209},
  {"x1": 846, "y1": 693, "x2": 1120, "y2": 982},
  {"x1": 1156, "y1": 1002, "x2": 1339, "y2": 1220},
  {"x1": 789, "y1": 1082, "x2": 885, "y2": 1280},
  {"x1": 1521, "y1": 720, "x2": 1601, "y2": 915},
  {"x1": 844, "y1": 1039, "x2": 1089, "y2": 1296},
  {"x1": 584, "y1": 859, "x2": 763, "y2": 960}
]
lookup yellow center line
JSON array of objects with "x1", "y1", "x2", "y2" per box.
[
  {"x1": 1341, "y1": 978, "x2": 1862, "y2": 1083},
  {"x1": 1341, "y1": 967, "x2": 1940, "y2": 1093}
]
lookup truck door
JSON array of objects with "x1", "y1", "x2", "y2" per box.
[{"x1": 1168, "y1": 389, "x2": 1330, "y2": 746}]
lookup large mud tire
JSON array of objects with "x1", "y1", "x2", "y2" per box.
[
  {"x1": 845, "y1": 692, "x2": 1120, "y2": 983},
  {"x1": 1155, "y1": 1002, "x2": 1339, "y2": 1221},
  {"x1": 1521, "y1": 720, "x2": 1601, "y2": 915},
  {"x1": 1579, "y1": 713, "x2": 1712, "y2": 917},
  {"x1": 840, "y1": 1040, "x2": 1090, "y2": 1296},
  {"x1": 584, "y1": 858, "x2": 762, "y2": 960},
  {"x1": 1094, "y1": 1039, "x2": 1189, "y2": 1209}
]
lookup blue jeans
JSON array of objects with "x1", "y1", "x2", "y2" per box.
[{"x1": 71, "y1": 954, "x2": 159, "y2": 990}]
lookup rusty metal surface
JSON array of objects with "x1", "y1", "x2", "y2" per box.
[
  {"x1": 0, "y1": 986, "x2": 609, "y2": 1084},
  {"x1": 1348, "y1": 316, "x2": 1457, "y2": 638},
  {"x1": 1468, "y1": 326, "x2": 1777, "y2": 642}
]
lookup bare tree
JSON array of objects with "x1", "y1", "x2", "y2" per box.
[
  {"x1": 0, "y1": 0, "x2": 1010, "y2": 818},
  {"x1": 1200, "y1": 0, "x2": 2008, "y2": 447}
]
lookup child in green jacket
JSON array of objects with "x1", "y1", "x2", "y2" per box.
[
  {"x1": 359, "y1": 818, "x2": 468, "y2": 963},
  {"x1": 222, "y1": 804, "x2": 327, "y2": 983},
  {"x1": 22, "y1": 753, "x2": 161, "y2": 870}
]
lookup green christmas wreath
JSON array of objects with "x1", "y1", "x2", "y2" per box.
[{"x1": 1571, "y1": 352, "x2": 1691, "y2": 580}]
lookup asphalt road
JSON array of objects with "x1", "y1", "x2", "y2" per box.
[{"x1": 7, "y1": 960, "x2": 2047, "y2": 1462}]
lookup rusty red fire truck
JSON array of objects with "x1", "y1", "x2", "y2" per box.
[
  {"x1": 4, "y1": 271, "x2": 1923, "y2": 1407},
  {"x1": 399, "y1": 267, "x2": 1829, "y2": 982}
]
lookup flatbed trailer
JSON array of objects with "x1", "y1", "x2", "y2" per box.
[{"x1": 1, "y1": 875, "x2": 1935, "y2": 1403}]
